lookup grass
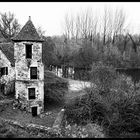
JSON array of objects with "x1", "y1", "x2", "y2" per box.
[
  {"x1": 0, "y1": 118, "x2": 59, "y2": 138},
  {"x1": 0, "y1": 102, "x2": 61, "y2": 127},
  {"x1": 0, "y1": 119, "x2": 35, "y2": 138}
]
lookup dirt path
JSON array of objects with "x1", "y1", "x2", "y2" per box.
[
  {"x1": 64, "y1": 79, "x2": 92, "y2": 104},
  {"x1": 68, "y1": 79, "x2": 91, "y2": 91}
]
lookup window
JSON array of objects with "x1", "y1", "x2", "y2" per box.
[
  {"x1": 26, "y1": 44, "x2": 32, "y2": 59},
  {"x1": 28, "y1": 88, "x2": 35, "y2": 100},
  {"x1": 30, "y1": 67, "x2": 37, "y2": 79},
  {"x1": 0, "y1": 67, "x2": 8, "y2": 77}
]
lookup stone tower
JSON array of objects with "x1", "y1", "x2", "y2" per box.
[{"x1": 12, "y1": 17, "x2": 44, "y2": 116}]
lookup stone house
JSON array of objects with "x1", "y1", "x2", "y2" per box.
[
  {"x1": 0, "y1": 17, "x2": 44, "y2": 116},
  {"x1": 0, "y1": 33, "x2": 15, "y2": 94}
]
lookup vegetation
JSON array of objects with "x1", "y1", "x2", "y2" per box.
[
  {"x1": 64, "y1": 62, "x2": 140, "y2": 138},
  {"x1": 0, "y1": 76, "x2": 15, "y2": 97},
  {"x1": 0, "y1": 121, "x2": 17, "y2": 138},
  {"x1": 1, "y1": 7, "x2": 140, "y2": 138}
]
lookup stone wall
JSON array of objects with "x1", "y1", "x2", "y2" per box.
[
  {"x1": 15, "y1": 81, "x2": 44, "y2": 114},
  {"x1": 14, "y1": 41, "x2": 44, "y2": 115},
  {"x1": 14, "y1": 41, "x2": 43, "y2": 81}
]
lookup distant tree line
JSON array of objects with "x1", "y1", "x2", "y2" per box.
[
  {"x1": 2, "y1": 9, "x2": 140, "y2": 80},
  {"x1": 45, "y1": 7, "x2": 140, "y2": 79}
]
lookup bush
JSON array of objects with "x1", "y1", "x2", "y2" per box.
[
  {"x1": 61, "y1": 116, "x2": 104, "y2": 138},
  {"x1": 44, "y1": 70, "x2": 69, "y2": 104},
  {"x1": 0, "y1": 79, "x2": 15, "y2": 97},
  {"x1": 0, "y1": 122, "x2": 17, "y2": 138},
  {"x1": 90, "y1": 61, "x2": 118, "y2": 93},
  {"x1": 64, "y1": 62, "x2": 140, "y2": 137}
]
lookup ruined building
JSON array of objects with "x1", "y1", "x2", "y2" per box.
[{"x1": 11, "y1": 16, "x2": 44, "y2": 116}]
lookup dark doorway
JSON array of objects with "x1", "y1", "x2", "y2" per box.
[{"x1": 31, "y1": 106, "x2": 38, "y2": 117}]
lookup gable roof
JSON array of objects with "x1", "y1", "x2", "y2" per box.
[
  {"x1": 0, "y1": 42, "x2": 14, "y2": 66},
  {"x1": 12, "y1": 17, "x2": 43, "y2": 42}
]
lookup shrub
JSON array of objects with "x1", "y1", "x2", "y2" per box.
[
  {"x1": 61, "y1": 117, "x2": 104, "y2": 138},
  {"x1": 5, "y1": 80, "x2": 15, "y2": 97},
  {"x1": 0, "y1": 78, "x2": 15, "y2": 97},
  {"x1": 90, "y1": 61, "x2": 118, "y2": 93},
  {"x1": 5, "y1": 130, "x2": 16, "y2": 138},
  {"x1": 0, "y1": 122, "x2": 17, "y2": 138},
  {"x1": 64, "y1": 62, "x2": 140, "y2": 137}
]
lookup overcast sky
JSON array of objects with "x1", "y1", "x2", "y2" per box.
[{"x1": 0, "y1": 2, "x2": 140, "y2": 36}]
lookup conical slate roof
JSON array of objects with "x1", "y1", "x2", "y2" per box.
[{"x1": 12, "y1": 17, "x2": 43, "y2": 42}]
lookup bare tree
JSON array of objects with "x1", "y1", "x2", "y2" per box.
[
  {"x1": 0, "y1": 12, "x2": 20, "y2": 40},
  {"x1": 63, "y1": 13, "x2": 71, "y2": 40},
  {"x1": 101, "y1": 7, "x2": 127, "y2": 46},
  {"x1": 101, "y1": 7, "x2": 114, "y2": 45},
  {"x1": 128, "y1": 33, "x2": 137, "y2": 53},
  {"x1": 79, "y1": 8, "x2": 94, "y2": 39},
  {"x1": 63, "y1": 8, "x2": 96, "y2": 40},
  {"x1": 75, "y1": 14, "x2": 81, "y2": 42},
  {"x1": 112, "y1": 8, "x2": 126, "y2": 44},
  {"x1": 102, "y1": 7, "x2": 109, "y2": 45}
]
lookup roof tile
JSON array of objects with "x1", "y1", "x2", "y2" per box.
[{"x1": 0, "y1": 42, "x2": 14, "y2": 66}]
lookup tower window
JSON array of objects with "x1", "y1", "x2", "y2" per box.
[
  {"x1": 26, "y1": 44, "x2": 32, "y2": 59},
  {"x1": 0, "y1": 67, "x2": 8, "y2": 77},
  {"x1": 30, "y1": 67, "x2": 37, "y2": 79},
  {"x1": 28, "y1": 88, "x2": 35, "y2": 100}
]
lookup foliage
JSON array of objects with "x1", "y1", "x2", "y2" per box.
[
  {"x1": 0, "y1": 121, "x2": 17, "y2": 138},
  {"x1": 60, "y1": 119, "x2": 104, "y2": 138},
  {"x1": 4, "y1": 80, "x2": 15, "y2": 96},
  {"x1": 64, "y1": 62, "x2": 140, "y2": 137},
  {"x1": 0, "y1": 75, "x2": 15, "y2": 96},
  {"x1": 42, "y1": 36, "x2": 58, "y2": 68},
  {"x1": 44, "y1": 70, "x2": 68, "y2": 104},
  {"x1": 90, "y1": 62, "x2": 118, "y2": 93}
]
